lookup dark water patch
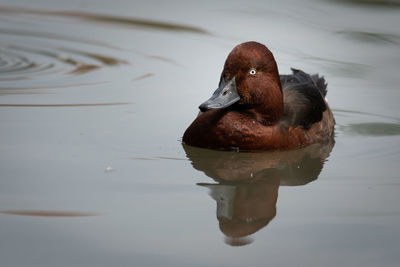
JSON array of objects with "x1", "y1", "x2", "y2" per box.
[
  {"x1": 73, "y1": 12, "x2": 209, "y2": 34},
  {"x1": 69, "y1": 64, "x2": 100, "y2": 74},
  {"x1": 0, "y1": 6, "x2": 209, "y2": 34},
  {"x1": 329, "y1": 0, "x2": 400, "y2": 8},
  {"x1": 300, "y1": 54, "x2": 371, "y2": 78},
  {"x1": 133, "y1": 73, "x2": 155, "y2": 81},
  {"x1": 340, "y1": 122, "x2": 400, "y2": 136},
  {"x1": 0, "y1": 102, "x2": 131, "y2": 107},
  {"x1": 156, "y1": 156, "x2": 188, "y2": 161},
  {"x1": 0, "y1": 210, "x2": 99, "y2": 217},
  {"x1": 337, "y1": 30, "x2": 400, "y2": 44},
  {"x1": 129, "y1": 157, "x2": 158, "y2": 161},
  {"x1": 128, "y1": 156, "x2": 187, "y2": 161},
  {"x1": 60, "y1": 48, "x2": 128, "y2": 66},
  {"x1": 147, "y1": 55, "x2": 180, "y2": 65},
  {"x1": 334, "y1": 109, "x2": 400, "y2": 136},
  {"x1": 334, "y1": 109, "x2": 400, "y2": 122},
  {"x1": 339, "y1": 211, "x2": 400, "y2": 217}
]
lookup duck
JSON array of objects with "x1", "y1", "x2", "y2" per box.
[{"x1": 183, "y1": 41, "x2": 335, "y2": 151}]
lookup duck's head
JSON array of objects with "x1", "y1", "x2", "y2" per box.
[{"x1": 199, "y1": 42, "x2": 283, "y2": 123}]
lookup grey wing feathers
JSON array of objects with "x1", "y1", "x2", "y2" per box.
[
  {"x1": 280, "y1": 68, "x2": 327, "y2": 97},
  {"x1": 280, "y1": 68, "x2": 328, "y2": 129}
]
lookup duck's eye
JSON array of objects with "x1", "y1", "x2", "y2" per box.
[{"x1": 249, "y1": 69, "x2": 257, "y2": 75}]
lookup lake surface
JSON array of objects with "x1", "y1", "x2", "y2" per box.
[{"x1": 1, "y1": 0, "x2": 400, "y2": 266}]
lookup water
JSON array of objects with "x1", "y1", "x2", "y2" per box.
[{"x1": 0, "y1": 0, "x2": 400, "y2": 266}]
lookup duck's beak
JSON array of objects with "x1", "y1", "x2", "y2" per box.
[{"x1": 199, "y1": 77, "x2": 240, "y2": 112}]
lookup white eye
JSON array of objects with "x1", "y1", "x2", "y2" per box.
[{"x1": 249, "y1": 69, "x2": 257, "y2": 75}]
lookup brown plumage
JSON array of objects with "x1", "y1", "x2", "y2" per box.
[{"x1": 183, "y1": 41, "x2": 335, "y2": 151}]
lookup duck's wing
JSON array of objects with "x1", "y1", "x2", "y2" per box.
[{"x1": 280, "y1": 68, "x2": 328, "y2": 129}]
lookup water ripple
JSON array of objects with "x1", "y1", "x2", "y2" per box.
[
  {"x1": 0, "y1": 6, "x2": 209, "y2": 34},
  {"x1": 334, "y1": 109, "x2": 400, "y2": 137},
  {"x1": 0, "y1": 102, "x2": 131, "y2": 107},
  {"x1": 0, "y1": 5, "x2": 201, "y2": 94},
  {"x1": 339, "y1": 122, "x2": 400, "y2": 136},
  {"x1": 0, "y1": 210, "x2": 99, "y2": 217},
  {"x1": 329, "y1": 0, "x2": 400, "y2": 8},
  {"x1": 0, "y1": 44, "x2": 127, "y2": 81},
  {"x1": 0, "y1": 48, "x2": 53, "y2": 79},
  {"x1": 337, "y1": 30, "x2": 400, "y2": 45},
  {"x1": 0, "y1": 7, "x2": 131, "y2": 92}
]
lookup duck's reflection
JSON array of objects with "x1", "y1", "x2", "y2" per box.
[{"x1": 183, "y1": 141, "x2": 334, "y2": 246}]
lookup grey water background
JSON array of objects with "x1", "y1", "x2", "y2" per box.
[{"x1": 0, "y1": 0, "x2": 400, "y2": 266}]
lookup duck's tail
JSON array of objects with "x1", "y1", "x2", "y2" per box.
[
  {"x1": 310, "y1": 72, "x2": 328, "y2": 97},
  {"x1": 280, "y1": 68, "x2": 328, "y2": 97}
]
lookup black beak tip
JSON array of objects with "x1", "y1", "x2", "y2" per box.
[{"x1": 199, "y1": 104, "x2": 208, "y2": 112}]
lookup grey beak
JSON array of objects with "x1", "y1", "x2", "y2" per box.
[{"x1": 199, "y1": 77, "x2": 240, "y2": 112}]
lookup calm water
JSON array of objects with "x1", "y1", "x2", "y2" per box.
[{"x1": 1, "y1": 0, "x2": 400, "y2": 266}]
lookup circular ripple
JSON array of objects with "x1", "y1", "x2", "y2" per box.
[
  {"x1": 0, "y1": 25, "x2": 128, "y2": 93},
  {"x1": 0, "y1": 47, "x2": 54, "y2": 79},
  {"x1": 0, "y1": 42, "x2": 126, "y2": 82}
]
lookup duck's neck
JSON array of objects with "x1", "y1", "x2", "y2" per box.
[
  {"x1": 259, "y1": 58, "x2": 284, "y2": 125},
  {"x1": 256, "y1": 80, "x2": 283, "y2": 125}
]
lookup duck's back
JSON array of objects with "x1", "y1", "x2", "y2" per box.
[{"x1": 280, "y1": 68, "x2": 328, "y2": 129}]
